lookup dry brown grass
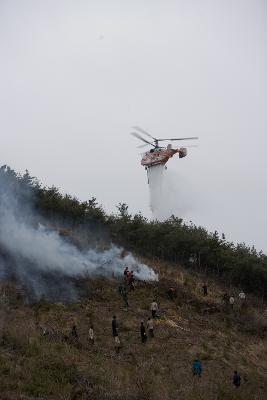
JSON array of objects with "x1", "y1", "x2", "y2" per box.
[{"x1": 0, "y1": 262, "x2": 266, "y2": 400}]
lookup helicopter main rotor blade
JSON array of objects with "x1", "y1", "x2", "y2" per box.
[
  {"x1": 138, "y1": 143, "x2": 149, "y2": 148},
  {"x1": 132, "y1": 126, "x2": 157, "y2": 141},
  {"x1": 158, "y1": 137, "x2": 199, "y2": 141},
  {"x1": 130, "y1": 132, "x2": 156, "y2": 147}
]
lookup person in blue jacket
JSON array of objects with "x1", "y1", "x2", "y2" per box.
[{"x1": 192, "y1": 358, "x2": 202, "y2": 377}]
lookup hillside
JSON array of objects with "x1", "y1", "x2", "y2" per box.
[
  {"x1": 0, "y1": 165, "x2": 267, "y2": 399},
  {"x1": 0, "y1": 165, "x2": 266, "y2": 299},
  {"x1": 0, "y1": 258, "x2": 266, "y2": 400}
]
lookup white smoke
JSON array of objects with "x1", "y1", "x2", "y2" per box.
[
  {"x1": 0, "y1": 213, "x2": 157, "y2": 281},
  {"x1": 148, "y1": 164, "x2": 193, "y2": 221},
  {"x1": 0, "y1": 169, "x2": 158, "y2": 301}
]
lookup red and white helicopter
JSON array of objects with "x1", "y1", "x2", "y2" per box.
[{"x1": 131, "y1": 126, "x2": 198, "y2": 168}]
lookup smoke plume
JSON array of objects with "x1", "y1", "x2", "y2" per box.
[{"x1": 0, "y1": 167, "x2": 157, "y2": 302}]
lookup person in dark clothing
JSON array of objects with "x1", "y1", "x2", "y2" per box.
[
  {"x1": 124, "y1": 267, "x2": 129, "y2": 277},
  {"x1": 140, "y1": 321, "x2": 147, "y2": 343},
  {"x1": 118, "y1": 283, "x2": 129, "y2": 310},
  {"x1": 122, "y1": 289, "x2": 129, "y2": 309},
  {"x1": 222, "y1": 292, "x2": 229, "y2": 303},
  {"x1": 233, "y1": 371, "x2": 241, "y2": 387},
  {"x1": 202, "y1": 283, "x2": 208, "y2": 296},
  {"x1": 70, "y1": 324, "x2": 79, "y2": 344},
  {"x1": 128, "y1": 271, "x2": 135, "y2": 290},
  {"x1": 192, "y1": 359, "x2": 202, "y2": 377},
  {"x1": 112, "y1": 316, "x2": 118, "y2": 337},
  {"x1": 222, "y1": 293, "x2": 230, "y2": 310},
  {"x1": 118, "y1": 282, "x2": 123, "y2": 295},
  {"x1": 167, "y1": 287, "x2": 177, "y2": 300},
  {"x1": 71, "y1": 324, "x2": 78, "y2": 339}
]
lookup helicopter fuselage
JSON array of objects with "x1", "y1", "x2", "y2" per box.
[{"x1": 141, "y1": 146, "x2": 187, "y2": 167}]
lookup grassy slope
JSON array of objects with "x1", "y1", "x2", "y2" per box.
[{"x1": 0, "y1": 260, "x2": 266, "y2": 400}]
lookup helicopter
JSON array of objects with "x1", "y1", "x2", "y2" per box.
[{"x1": 131, "y1": 126, "x2": 198, "y2": 168}]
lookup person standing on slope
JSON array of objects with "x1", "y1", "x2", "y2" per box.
[
  {"x1": 192, "y1": 358, "x2": 202, "y2": 377},
  {"x1": 71, "y1": 324, "x2": 78, "y2": 340},
  {"x1": 147, "y1": 317, "x2": 154, "y2": 337},
  {"x1": 151, "y1": 300, "x2": 158, "y2": 319},
  {"x1": 233, "y1": 371, "x2": 241, "y2": 388},
  {"x1": 202, "y1": 282, "x2": 208, "y2": 296},
  {"x1": 140, "y1": 321, "x2": 147, "y2": 343},
  {"x1": 238, "y1": 290, "x2": 246, "y2": 308},
  {"x1": 88, "y1": 325, "x2": 94, "y2": 345},
  {"x1": 122, "y1": 286, "x2": 129, "y2": 310},
  {"x1": 114, "y1": 335, "x2": 121, "y2": 354},
  {"x1": 112, "y1": 315, "x2": 118, "y2": 337},
  {"x1": 229, "y1": 296, "x2": 235, "y2": 311},
  {"x1": 167, "y1": 287, "x2": 177, "y2": 300}
]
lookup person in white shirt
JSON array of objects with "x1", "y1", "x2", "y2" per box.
[
  {"x1": 114, "y1": 335, "x2": 121, "y2": 354},
  {"x1": 239, "y1": 291, "x2": 246, "y2": 300},
  {"x1": 229, "y1": 296, "x2": 235, "y2": 310},
  {"x1": 150, "y1": 300, "x2": 158, "y2": 319},
  {"x1": 89, "y1": 326, "x2": 94, "y2": 345},
  {"x1": 238, "y1": 290, "x2": 246, "y2": 309}
]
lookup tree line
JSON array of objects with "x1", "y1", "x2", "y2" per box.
[{"x1": 1, "y1": 165, "x2": 266, "y2": 299}]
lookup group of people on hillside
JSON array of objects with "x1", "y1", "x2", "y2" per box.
[
  {"x1": 71, "y1": 315, "x2": 243, "y2": 389},
  {"x1": 67, "y1": 266, "x2": 247, "y2": 389},
  {"x1": 111, "y1": 299, "x2": 158, "y2": 349},
  {"x1": 140, "y1": 318, "x2": 155, "y2": 343},
  {"x1": 222, "y1": 290, "x2": 246, "y2": 310},
  {"x1": 70, "y1": 323, "x2": 95, "y2": 346},
  {"x1": 140, "y1": 300, "x2": 159, "y2": 342},
  {"x1": 201, "y1": 283, "x2": 246, "y2": 310},
  {"x1": 192, "y1": 358, "x2": 241, "y2": 388}
]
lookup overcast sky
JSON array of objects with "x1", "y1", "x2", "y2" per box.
[{"x1": 0, "y1": 0, "x2": 266, "y2": 251}]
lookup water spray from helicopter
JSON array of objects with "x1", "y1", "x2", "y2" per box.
[{"x1": 131, "y1": 126, "x2": 198, "y2": 221}]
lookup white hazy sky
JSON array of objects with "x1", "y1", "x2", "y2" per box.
[{"x1": 0, "y1": 0, "x2": 266, "y2": 251}]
